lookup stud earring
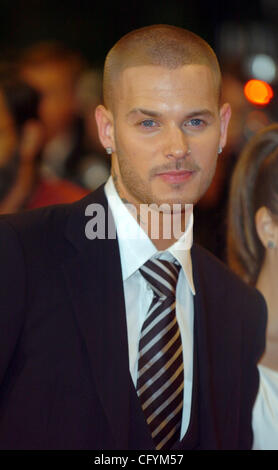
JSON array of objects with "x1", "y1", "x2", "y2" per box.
[
  {"x1": 106, "y1": 147, "x2": 113, "y2": 155},
  {"x1": 267, "y1": 240, "x2": 276, "y2": 249},
  {"x1": 218, "y1": 146, "x2": 223, "y2": 155}
]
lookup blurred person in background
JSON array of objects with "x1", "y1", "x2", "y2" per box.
[
  {"x1": 19, "y1": 42, "x2": 92, "y2": 187},
  {"x1": 227, "y1": 123, "x2": 278, "y2": 449},
  {"x1": 75, "y1": 68, "x2": 110, "y2": 190},
  {"x1": 0, "y1": 67, "x2": 88, "y2": 213}
]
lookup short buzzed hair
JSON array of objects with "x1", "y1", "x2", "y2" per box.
[{"x1": 103, "y1": 24, "x2": 222, "y2": 109}]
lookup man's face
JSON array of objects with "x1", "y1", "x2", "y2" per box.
[{"x1": 97, "y1": 64, "x2": 231, "y2": 207}]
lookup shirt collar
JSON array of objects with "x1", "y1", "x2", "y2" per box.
[{"x1": 104, "y1": 176, "x2": 195, "y2": 295}]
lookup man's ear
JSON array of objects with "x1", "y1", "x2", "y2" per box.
[
  {"x1": 219, "y1": 102, "x2": 232, "y2": 150},
  {"x1": 95, "y1": 105, "x2": 115, "y2": 153},
  {"x1": 255, "y1": 206, "x2": 278, "y2": 249}
]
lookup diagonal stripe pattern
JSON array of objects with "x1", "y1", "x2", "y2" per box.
[{"x1": 137, "y1": 258, "x2": 183, "y2": 450}]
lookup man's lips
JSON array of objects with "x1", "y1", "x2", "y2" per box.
[{"x1": 155, "y1": 170, "x2": 195, "y2": 183}]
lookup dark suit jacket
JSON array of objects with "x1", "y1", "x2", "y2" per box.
[{"x1": 0, "y1": 185, "x2": 267, "y2": 450}]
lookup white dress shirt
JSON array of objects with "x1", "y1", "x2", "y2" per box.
[
  {"x1": 252, "y1": 364, "x2": 278, "y2": 450},
  {"x1": 104, "y1": 176, "x2": 195, "y2": 438}
]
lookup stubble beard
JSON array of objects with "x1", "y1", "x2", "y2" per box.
[
  {"x1": 113, "y1": 152, "x2": 194, "y2": 210},
  {"x1": 113, "y1": 145, "x2": 218, "y2": 211}
]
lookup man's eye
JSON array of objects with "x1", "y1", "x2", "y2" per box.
[
  {"x1": 140, "y1": 119, "x2": 157, "y2": 128},
  {"x1": 187, "y1": 118, "x2": 204, "y2": 127}
]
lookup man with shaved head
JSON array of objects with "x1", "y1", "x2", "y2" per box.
[
  {"x1": 103, "y1": 25, "x2": 222, "y2": 109},
  {"x1": 0, "y1": 25, "x2": 266, "y2": 450}
]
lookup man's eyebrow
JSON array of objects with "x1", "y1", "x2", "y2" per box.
[
  {"x1": 185, "y1": 109, "x2": 215, "y2": 119},
  {"x1": 126, "y1": 108, "x2": 162, "y2": 118},
  {"x1": 126, "y1": 108, "x2": 216, "y2": 119}
]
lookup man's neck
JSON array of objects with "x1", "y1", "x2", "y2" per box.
[
  {"x1": 126, "y1": 200, "x2": 191, "y2": 251},
  {"x1": 110, "y1": 175, "x2": 193, "y2": 250}
]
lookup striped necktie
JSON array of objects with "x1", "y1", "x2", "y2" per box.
[{"x1": 137, "y1": 258, "x2": 184, "y2": 450}]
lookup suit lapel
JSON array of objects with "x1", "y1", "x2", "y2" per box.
[
  {"x1": 62, "y1": 187, "x2": 131, "y2": 449},
  {"x1": 191, "y1": 244, "x2": 244, "y2": 449},
  {"x1": 191, "y1": 244, "x2": 220, "y2": 449}
]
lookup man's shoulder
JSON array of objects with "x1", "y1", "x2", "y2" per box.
[
  {"x1": 0, "y1": 202, "x2": 75, "y2": 250},
  {"x1": 193, "y1": 242, "x2": 248, "y2": 288},
  {"x1": 192, "y1": 243, "x2": 265, "y2": 309},
  {"x1": 0, "y1": 202, "x2": 70, "y2": 232},
  {"x1": 192, "y1": 244, "x2": 267, "y2": 348},
  {"x1": 0, "y1": 186, "x2": 107, "y2": 263},
  {"x1": 0, "y1": 185, "x2": 106, "y2": 239}
]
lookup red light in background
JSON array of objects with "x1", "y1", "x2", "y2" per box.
[{"x1": 244, "y1": 79, "x2": 274, "y2": 105}]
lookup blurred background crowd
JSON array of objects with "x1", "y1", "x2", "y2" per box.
[{"x1": 0, "y1": 0, "x2": 278, "y2": 263}]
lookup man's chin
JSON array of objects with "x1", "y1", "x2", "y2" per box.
[
  {"x1": 137, "y1": 201, "x2": 192, "y2": 216},
  {"x1": 145, "y1": 194, "x2": 197, "y2": 208}
]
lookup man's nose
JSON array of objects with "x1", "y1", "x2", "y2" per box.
[{"x1": 164, "y1": 126, "x2": 191, "y2": 159}]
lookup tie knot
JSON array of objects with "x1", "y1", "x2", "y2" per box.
[{"x1": 139, "y1": 258, "x2": 181, "y2": 299}]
